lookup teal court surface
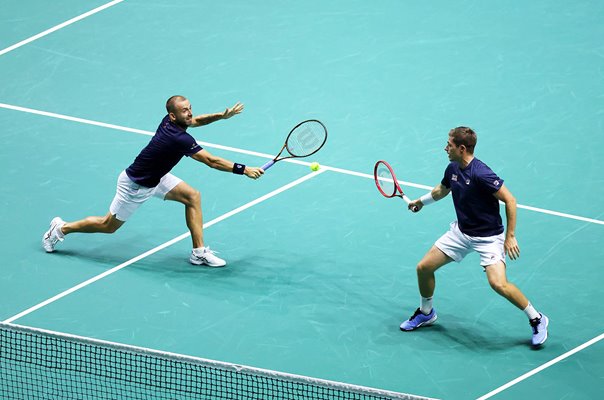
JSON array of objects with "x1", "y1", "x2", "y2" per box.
[{"x1": 1, "y1": 1, "x2": 603, "y2": 399}]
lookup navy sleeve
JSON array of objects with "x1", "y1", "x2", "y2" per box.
[
  {"x1": 441, "y1": 163, "x2": 453, "y2": 188},
  {"x1": 180, "y1": 133, "x2": 203, "y2": 157},
  {"x1": 475, "y1": 164, "x2": 504, "y2": 193}
]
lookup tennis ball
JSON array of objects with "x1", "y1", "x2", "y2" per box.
[{"x1": 310, "y1": 162, "x2": 320, "y2": 171}]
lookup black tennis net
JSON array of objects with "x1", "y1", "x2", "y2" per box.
[{"x1": 0, "y1": 323, "x2": 432, "y2": 400}]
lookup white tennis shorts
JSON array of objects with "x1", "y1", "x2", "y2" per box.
[
  {"x1": 109, "y1": 170, "x2": 182, "y2": 221},
  {"x1": 435, "y1": 221, "x2": 506, "y2": 267}
]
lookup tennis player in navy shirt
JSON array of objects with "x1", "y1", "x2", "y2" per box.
[
  {"x1": 43, "y1": 96, "x2": 264, "y2": 267},
  {"x1": 401, "y1": 127, "x2": 548, "y2": 347}
]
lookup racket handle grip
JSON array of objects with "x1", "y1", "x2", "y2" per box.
[
  {"x1": 402, "y1": 195, "x2": 419, "y2": 212},
  {"x1": 261, "y1": 160, "x2": 275, "y2": 171}
]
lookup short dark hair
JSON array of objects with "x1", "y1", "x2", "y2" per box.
[
  {"x1": 449, "y1": 126, "x2": 477, "y2": 153},
  {"x1": 166, "y1": 95, "x2": 187, "y2": 113}
]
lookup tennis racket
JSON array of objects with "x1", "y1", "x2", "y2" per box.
[
  {"x1": 374, "y1": 160, "x2": 418, "y2": 212},
  {"x1": 261, "y1": 120, "x2": 328, "y2": 171}
]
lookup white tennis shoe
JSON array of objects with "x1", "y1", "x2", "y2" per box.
[
  {"x1": 42, "y1": 217, "x2": 65, "y2": 253},
  {"x1": 530, "y1": 313, "x2": 549, "y2": 347},
  {"x1": 189, "y1": 247, "x2": 226, "y2": 267}
]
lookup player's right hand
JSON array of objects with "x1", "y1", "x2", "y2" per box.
[
  {"x1": 244, "y1": 167, "x2": 264, "y2": 180},
  {"x1": 504, "y1": 236, "x2": 520, "y2": 260},
  {"x1": 408, "y1": 200, "x2": 422, "y2": 212}
]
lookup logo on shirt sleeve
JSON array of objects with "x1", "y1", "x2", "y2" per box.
[
  {"x1": 190, "y1": 143, "x2": 199, "y2": 150},
  {"x1": 452, "y1": 174, "x2": 458, "y2": 182},
  {"x1": 494, "y1": 180, "x2": 500, "y2": 186}
]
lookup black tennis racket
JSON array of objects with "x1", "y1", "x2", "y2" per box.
[
  {"x1": 374, "y1": 160, "x2": 418, "y2": 212},
  {"x1": 261, "y1": 120, "x2": 327, "y2": 171}
]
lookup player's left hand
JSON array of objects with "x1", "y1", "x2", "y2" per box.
[
  {"x1": 504, "y1": 236, "x2": 520, "y2": 260},
  {"x1": 223, "y1": 102, "x2": 244, "y2": 119}
]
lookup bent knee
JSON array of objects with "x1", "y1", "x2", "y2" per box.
[
  {"x1": 182, "y1": 189, "x2": 201, "y2": 206},
  {"x1": 416, "y1": 262, "x2": 436, "y2": 275},
  {"x1": 101, "y1": 217, "x2": 122, "y2": 234},
  {"x1": 104, "y1": 224, "x2": 120, "y2": 234},
  {"x1": 489, "y1": 280, "x2": 508, "y2": 294},
  {"x1": 190, "y1": 189, "x2": 201, "y2": 203}
]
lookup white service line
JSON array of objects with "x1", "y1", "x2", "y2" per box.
[
  {"x1": 476, "y1": 332, "x2": 604, "y2": 400},
  {"x1": 0, "y1": 0, "x2": 125, "y2": 57},
  {"x1": 1, "y1": 102, "x2": 603, "y2": 226},
  {"x1": 3, "y1": 169, "x2": 325, "y2": 324}
]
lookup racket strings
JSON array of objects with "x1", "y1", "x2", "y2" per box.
[
  {"x1": 286, "y1": 121, "x2": 326, "y2": 157},
  {"x1": 378, "y1": 170, "x2": 396, "y2": 196},
  {"x1": 375, "y1": 162, "x2": 397, "y2": 197}
]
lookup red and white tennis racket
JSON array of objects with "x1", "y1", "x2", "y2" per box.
[{"x1": 373, "y1": 160, "x2": 418, "y2": 212}]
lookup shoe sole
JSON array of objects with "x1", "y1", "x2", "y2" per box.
[
  {"x1": 189, "y1": 259, "x2": 226, "y2": 268},
  {"x1": 400, "y1": 314, "x2": 438, "y2": 331},
  {"x1": 531, "y1": 315, "x2": 549, "y2": 346}
]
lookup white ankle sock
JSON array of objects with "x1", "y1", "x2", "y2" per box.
[
  {"x1": 523, "y1": 302, "x2": 540, "y2": 320},
  {"x1": 420, "y1": 296, "x2": 433, "y2": 314},
  {"x1": 55, "y1": 223, "x2": 65, "y2": 239},
  {"x1": 193, "y1": 247, "x2": 205, "y2": 256}
]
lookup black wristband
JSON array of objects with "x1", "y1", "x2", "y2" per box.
[{"x1": 232, "y1": 163, "x2": 246, "y2": 175}]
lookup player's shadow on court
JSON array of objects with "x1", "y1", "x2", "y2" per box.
[
  {"x1": 45, "y1": 248, "x2": 142, "y2": 266},
  {"x1": 409, "y1": 316, "x2": 530, "y2": 351},
  {"x1": 129, "y1": 251, "x2": 320, "y2": 287},
  {"x1": 45, "y1": 244, "x2": 266, "y2": 277},
  {"x1": 381, "y1": 308, "x2": 531, "y2": 351}
]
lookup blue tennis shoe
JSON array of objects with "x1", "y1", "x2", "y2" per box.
[{"x1": 400, "y1": 308, "x2": 437, "y2": 331}]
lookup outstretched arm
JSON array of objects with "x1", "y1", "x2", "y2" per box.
[
  {"x1": 493, "y1": 184, "x2": 520, "y2": 260},
  {"x1": 407, "y1": 183, "x2": 450, "y2": 212},
  {"x1": 189, "y1": 102, "x2": 244, "y2": 127},
  {"x1": 191, "y1": 149, "x2": 263, "y2": 179}
]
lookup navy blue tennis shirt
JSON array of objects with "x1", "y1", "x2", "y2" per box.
[
  {"x1": 126, "y1": 115, "x2": 202, "y2": 187},
  {"x1": 441, "y1": 158, "x2": 504, "y2": 237}
]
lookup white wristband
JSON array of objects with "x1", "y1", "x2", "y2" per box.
[{"x1": 420, "y1": 193, "x2": 435, "y2": 206}]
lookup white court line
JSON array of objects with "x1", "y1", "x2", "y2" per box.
[
  {"x1": 1, "y1": 101, "x2": 602, "y2": 226},
  {"x1": 0, "y1": 0, "x2": 124, "y2": 57},
  {"x1": 2, "y1": 169, "x2": 326, "y2": 324},
  {"x1": 476, "y1": 332, "x2": 604, "y2": 400},
  {"x1": 515, "y1": 205, "x2": 603, "y2": 225}
]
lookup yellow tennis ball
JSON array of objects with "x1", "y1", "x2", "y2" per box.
[{"x1": 310, "y1": 162, "x2": 320, "y2": 171}]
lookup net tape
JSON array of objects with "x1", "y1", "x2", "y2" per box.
[{"x1": 0, "y1": 323, "x2": 433, "y2": 400}]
